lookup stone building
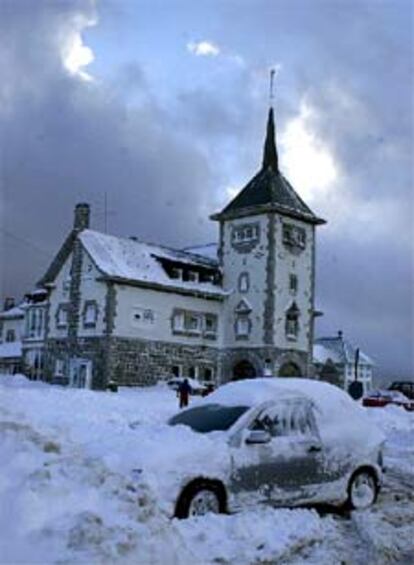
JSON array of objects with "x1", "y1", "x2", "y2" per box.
[{"x1": 30, "y1": 106, "x2": 326, "y2": 388}]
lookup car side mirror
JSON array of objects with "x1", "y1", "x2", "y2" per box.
[{"x1": 245, "y1": 430, "x2": 271, "y2": 445}]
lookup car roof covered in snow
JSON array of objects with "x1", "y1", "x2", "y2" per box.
[{"x1": 207, "y1": 377, "x2": 384, "y2": 448}]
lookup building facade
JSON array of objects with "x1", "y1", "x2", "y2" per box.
[
  {"x1": 0, "y1": 301, "x2": 24, "y2": 374},
  {"x1": 14, "y1": 107, "x2": 328, "y2": 389}
]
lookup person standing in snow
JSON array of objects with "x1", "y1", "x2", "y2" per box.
[{"x1": 178, "y1": 378, "x2": 192, "y2": 409}]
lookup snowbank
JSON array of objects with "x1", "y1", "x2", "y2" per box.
[{"x1": 1, "y1": 375, "x2": 413, "y2": 564}]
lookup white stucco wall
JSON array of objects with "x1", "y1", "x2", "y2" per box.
[
  {"x1": 113, "y1": 284, "x2": 222, "y2": 347},
  {"x1": 77, "y1": 251, "x2": 107, "y2": 337},
  {"x1": 47, "y1": 253, "x2": 72, "y2": 339},
  {"x1": 221, "y1": 214, "x2": 269, "y2": 348},
  {"x1": 273, "y1": 215, "x2": 314, "y2": 352}
]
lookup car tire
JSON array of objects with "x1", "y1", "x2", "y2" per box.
[
  {"x1": 345, "y1": 469, "x2": 378, "y2": 511},
  {"x1": 174, "y1": 480, "x2": 226, "y2": 519}
]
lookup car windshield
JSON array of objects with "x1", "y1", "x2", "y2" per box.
[{"x1": 168, "y1": 404, "x2": 249, "y2": 433}]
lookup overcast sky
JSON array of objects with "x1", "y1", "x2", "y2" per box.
[{"x1": 0, "y1": 0, "x2": 413, "y2": 378}]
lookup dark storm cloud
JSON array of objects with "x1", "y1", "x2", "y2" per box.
[
  {"x1": 0, "y1": 0, "x2": 412, "y2": 378},
  {"x1": 0, "y1": 0, "x2": 217, "y2": 301}
]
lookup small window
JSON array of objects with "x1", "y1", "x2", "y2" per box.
[
  {"x1": 55, "y1": 359, "x2": 65, "y2": 376},
  {"x1": 289, "y1": 274, "x2": 298, "y2": 293},
  {"x1": 182, "y1": 270, "x2": 198, "y2": 282},
  {"x1": 56, "y1": 304, "x2": 69, "y2": 328},
  {"x1": 170, "y1": 267, "x2": 182, "y2": 280},
  {"x1": 185, "y1": 313, "x2": 202, "y2": 332},
  {"x1": 6, "y1": 329, "x2": 15, "y2": 342},
  {"x1": 83, "y1": 302, "x2": 98, "y2": 327},
  {"x1": 238, "y1": 273, "x2": 249, "y2": 293},
  {"x1": 172, "y1": 311, "x2": 185, "y2": 331},
  {"x1": 236, "y1": 316, "x2": 250, "y2": 337},
  {"x1": 204, "y1": 314, "x2": 217, "y2": 335},
  {"x1": 285, "y1": 303, "x2": 300, "y2": 340},
  {"x1": 204, "y1": 367, "x2": 214, "y2": 381}
]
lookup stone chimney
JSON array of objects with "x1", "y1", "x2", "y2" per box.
[
  {"x1": 338, "y1": 330, "x2": 343, "y2": 339},
  {"x1": 73, "y1": 203, "x2": 90, "y2": 231}
]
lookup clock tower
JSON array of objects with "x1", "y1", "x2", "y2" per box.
[{"x1": 211, "y1": 106, "x2": 326, "y2": 380}]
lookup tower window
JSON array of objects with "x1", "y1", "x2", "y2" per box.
[
  {"x1": 283, "y1": 224, "x2": 306, "y2": 250},
  {"x1": 235, "y1": 315, "x2": 251, "y2": 338},
  {"x1": 285, "y1": 303, "x2": 300, "y2": 340},
  {"x1": 289, "y1": 274, "x2": 298, "y2": 294},
  {"x1": 238, "y1": 272, "x2": 250, "y2": 293}
]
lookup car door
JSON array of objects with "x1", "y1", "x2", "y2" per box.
[{"x1": 229, "y1": 400, "x2": 327, "y2": 505}]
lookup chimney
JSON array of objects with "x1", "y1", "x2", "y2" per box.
[
  {"x1": 338, "y1": 330, "x2": 343, "y2": 339},
  {"x1": 73, "y1": 203, "x2": 90, "y2": 231},
  {"x1": 3, "y1": 297, "x2": 15, "y2": 311}
]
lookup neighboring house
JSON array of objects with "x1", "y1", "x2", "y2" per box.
[
  {"x1": 0, "y1": 301, "x2": 25, "y2": 374},
  {"x1": 20, "y1": 105, "x2": 326, "y2": 389},
  {"x1": 313, "y1": 332, "x2": 374, "y2": 393},
  {"x1": 21, "y1": 288, "x2": 49, "y2": 380}
]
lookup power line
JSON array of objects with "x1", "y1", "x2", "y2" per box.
[{"x1": 0, "y1": 227, "x2": 52, "y2": 258}]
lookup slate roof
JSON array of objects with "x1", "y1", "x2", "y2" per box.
[
  {"x1": 314, "y1": 336, "x2": 374, "y2": 366},
  {"x1": 211, "y1": 108, "x2": 326, "y2": 225}
]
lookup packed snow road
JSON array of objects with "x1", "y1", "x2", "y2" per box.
[{"x1": 0, "y1": 375, "x2": 413, "y2": 564}]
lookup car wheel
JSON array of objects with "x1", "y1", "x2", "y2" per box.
[
  {"x1": 175, "y1": 481, "x2": 226, "y2": 519},
  {"x1": 346, "y1": 469, "x2": 378, "y2": 510}
]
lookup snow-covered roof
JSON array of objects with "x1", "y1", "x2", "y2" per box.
[
  {"x1": 181, "y1": 243, "x2": 218, "y2": 261},
  {"x1": 314, "y1": 337, "x2": 374, "y2": 366},
  {"x1": 0, "y1": 305, "x2": 25, "y2": 320},
  {"x1": 80, "y1": 230, "x2": 224, "y2": 298},
  {"x1": 0, "y1": 341, "x2": 22, "y2": 358}
]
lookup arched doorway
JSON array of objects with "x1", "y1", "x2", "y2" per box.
[
  {"x1": 232, "y1": 360, "x2": 256, "y2": 381},
  {"x1": 278, "y1": 361, "x2": 302, "y2": 378}
]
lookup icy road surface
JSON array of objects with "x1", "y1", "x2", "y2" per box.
[{"x1": 0, "y1": 375, "x2": 413, "y2": 565}]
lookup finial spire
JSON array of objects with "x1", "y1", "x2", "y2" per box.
[{"x1": 262, "y1": 70, "x2": 279, "y2": 171}]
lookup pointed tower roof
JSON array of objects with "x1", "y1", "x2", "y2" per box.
[
  {"x1": 262, "y1": 107, "x2": 278, "y2": 171},
  {"x1": 211, "y1": 107, "x2": 326, "y2": 225}
]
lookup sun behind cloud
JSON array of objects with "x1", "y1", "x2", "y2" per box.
[{"x1": 280, "y1": 101, "x2": 338, "y2": 203}]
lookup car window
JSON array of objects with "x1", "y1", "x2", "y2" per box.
[
  {"x1": 252, "y1": 402, "x2": 317, "y2": 439},
  {"x1": 169, "y1": 404, "x2": 249, "y2": 433}
]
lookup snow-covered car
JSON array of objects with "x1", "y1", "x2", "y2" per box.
[
  {"x1": 388, "y1": 381, "x2": 414, "y2": 400},
  {"x1": 362, "y1": 389, "x2": 414, "y2": 411},
  {"x1": 166, "y1": 377, "x2": 212, "y2": 396},
  {"x1": 134, "y1": 378, "x2": 384, "y2": 519}
]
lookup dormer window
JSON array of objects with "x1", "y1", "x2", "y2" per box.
[
  {"x1": 184, "y1": 270, "x2": 198, "y2": 283},
  {"x1": 170, "y1": 267, "x2": 182, "y2": 280}
]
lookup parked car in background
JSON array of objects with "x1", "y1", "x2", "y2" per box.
[
  {"x1": 362, "y1": 389, "x2": 414, "y2": 411},
  {"x1": 166, "y1": 377, "x2": 214, "y2": 396},
  {"x1": 155, "y1": 378, "x2": 386, "y2": 519},
  {"x1": 388, "y1": 381, "x2": 414, "y2": 401}
]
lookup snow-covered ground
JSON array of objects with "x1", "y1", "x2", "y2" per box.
[{"x1": 0, "y1": 375, "x2": 413, "y2": 564}]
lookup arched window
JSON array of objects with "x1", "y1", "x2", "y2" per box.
[
  {"x1": 238, "y1": 272, "x2": 250, "y2": 293},
  {"x1": 285, "y1": 302, "x2": 300, "y2": 340}
]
